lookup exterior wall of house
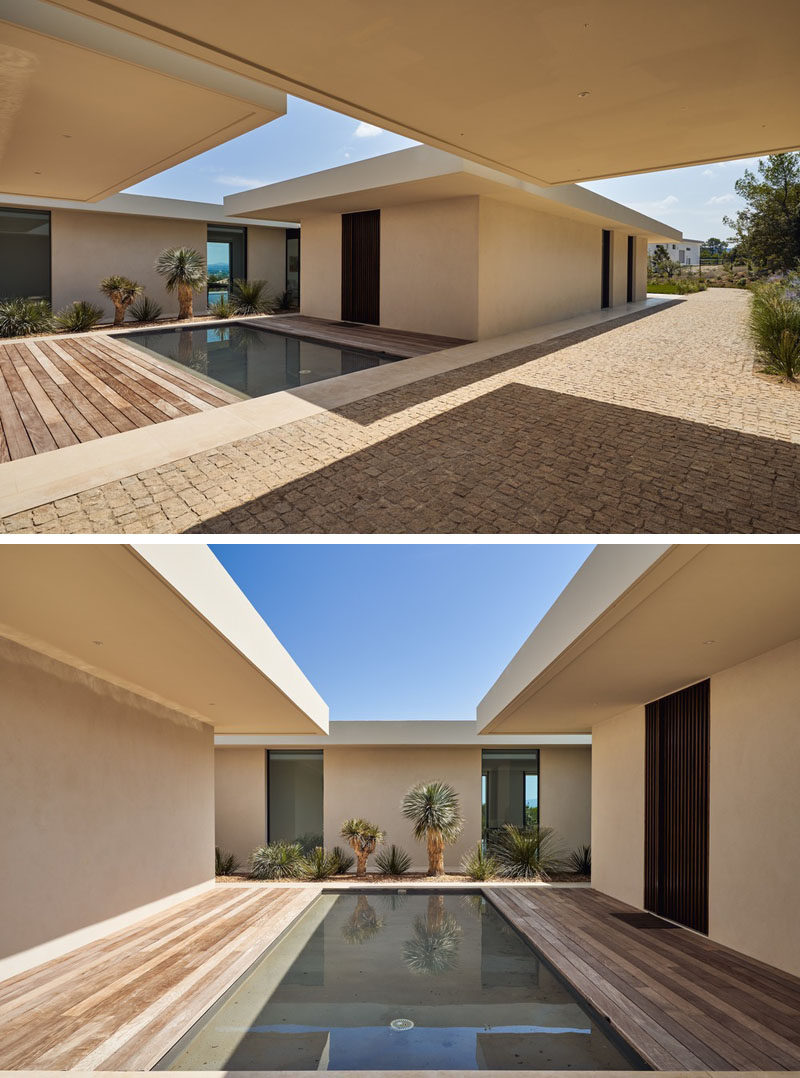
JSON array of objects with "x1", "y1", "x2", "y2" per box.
[
  {"x1": 379, "y1": 197, "x2": 480, "y2": 339},
  {"x1": 635, "y1": 235, "x2": 648, "y2": 300},
  {"x1": 0, "y1": 635, "x2": 215, "y2": 969},
  {"x1": 708, "y1": 636, "x2": 800, "y2": 976},
  {"x1": 214, "y1": 747, "x2": 266, "y2": 868},
  {"x1": 299, "y1": 213, "x2": 342, "y2": 320},
  {"x1": 539, "y1": 746, "x2": 592, "y2": 854},
  {"x1": 590, "y1": 705, "x2": 645, "y2": 908},
  {"x1": 647, "y1": 240, "x2": 701, "y2": 266},
  {"x1": 246, "y1": 225, "x2": 287, "y2": 298}
]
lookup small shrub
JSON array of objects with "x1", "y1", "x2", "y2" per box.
[
  {"x1": 54, "y1": 300, "x2": 104, "y2": 333},
  {"x1": 301, "y1": 846, "x2": 340, "y2": 880},
  {"x1": 489, "y1": 824, "x2": 566, "y2": 881},
  {"x1": 567, "y1": 844, "x2": 591, "y2": 876},
  {"x1": 461, "y1": 843, "x2": 499, "y2": 881},
  {"x1": 215, "y1": 847, "x2": 239, "y2": 876},
  {"x1": 330, "y1": 845, "x2": 354, "y2": 874},
  {"x1": 209, "y1": 296, "x2": 236, "y2": 318},
  {"x1": 249, "y1": 840, "x2": 303, "y2": 880},
  {"x1": 128, "y1": 295, "x2": 164, "y2": 323},
  {"x1": 375, "y1": 844, "x2": 412, "y2": 875},
  {"x1": 231, "y1": 278, "x2": 275, "y2": 315},
  {"x1": 647, "y1": 277, "x2": 707, "y2": 295},
  {"x1": 295, "y1": 832, "x2": 324, "y2": 855},
  {"x1": 750, "y1": 282, "x2": 800, "y2": 381},
  {"x1": 0, "y1": 297, "x2": 52, "y2": 337}
]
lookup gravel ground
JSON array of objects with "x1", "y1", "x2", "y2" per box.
[{"x1": 3, "y1": 289, "x2": 799, "y2": 533}]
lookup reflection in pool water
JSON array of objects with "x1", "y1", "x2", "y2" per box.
[{"x1": 158, "y1": 892, "x2": 647, "y2": 1071}]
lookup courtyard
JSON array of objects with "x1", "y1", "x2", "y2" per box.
[{"x1": 3, "y1": 289, "x2": 798, "y2": 534}]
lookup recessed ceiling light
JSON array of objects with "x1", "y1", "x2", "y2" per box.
[
  {"x1": 33, "y1": 170, "x2": 42, "y2": 175},
  {"x1": 577, "y1": 91, "x2": 591, "y2": 98},
  {"x1": 62, "y1": 133, "x2": 72, "y2": 138},
  {"x1": 92, "y1": 640, "x2": 103, "y2": 646},
  {"x1": 703, "y1": 639, "x2": 716, "y2": 645}
]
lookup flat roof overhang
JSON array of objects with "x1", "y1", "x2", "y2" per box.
[
  {"x1": 0, "y1": 0, "x2": 286, "y2": 201},
  {"x1": 44, "y1": 0, "x2": 800, "y2": 186},
  {"x1": 0, "y1": 544, "x2": 328, "y2": 735},
  {"x1": 224, "y1": 146, "x2": 682, "y2": 242},
  {"x1": 216, "y1": 720, "x2": 591, "y2": 748},
  {"x1": 479, "y1": 544, "x2": 800, "y2": 735}
]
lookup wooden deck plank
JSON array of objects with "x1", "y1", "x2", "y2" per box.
[
  {"x1": 0, "y1": 359, "x2": 35, "y2": 460},
  {"x1": 12, "y1": 341, "x2": 100, "y2": 445},
  {"x1": 6, "y1": 344, "x2": 80, "y2": 449},
  {"x1": 255, "y1": 314, "x2": 471, "y2": 358},
  {"x1": 36, "y1": 340, "x2": 136, "y2": 437},
  {"x1": 0, "y1": 346, "x2": 57, "y2": 454},
  {"x1": 101, "y1": 335, "x2": 239, "y2": 407}
]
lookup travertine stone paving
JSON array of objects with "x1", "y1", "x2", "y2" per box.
[{"x1": 3, "y1": 290, "x2": 799, "y2": 534}]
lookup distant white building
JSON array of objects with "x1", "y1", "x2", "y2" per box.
[{"x1": 648, "y1": 238, "x2": 702, "y2": 266}]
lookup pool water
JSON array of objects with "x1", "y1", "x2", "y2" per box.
[
  {"x1": 116, "y1": 322, "x2": 401, "y2": 399},
  {"x1": 158, "y1": 892, "x2": 646, "y2": 1071}
]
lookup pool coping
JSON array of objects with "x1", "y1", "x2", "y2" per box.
[{"x1": 0, "y1": 297, "x2": 674, "y2": 520}]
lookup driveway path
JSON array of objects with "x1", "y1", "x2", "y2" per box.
[{"x1": 3, "y1": 290, "x2": 799, "y2": 533}]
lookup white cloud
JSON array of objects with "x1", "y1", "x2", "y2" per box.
[
  {"x1": 630, "y1": 194, "x2": 679, "y2": 213},
  {"x1": 702, "y1": 168, "x2": 714, "y2": 177},
  {"x1": 213, "y1": 174, "x2": 268, "y2": 188},
  {"x1": 706, "y1": 193, "x2": 736, "y2": 205},
  {"x1": 354, "y1": 121, "x2": 383, "y2": 138}
]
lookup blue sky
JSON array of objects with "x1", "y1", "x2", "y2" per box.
[
  {"x1": 211, "y1": 543, "x2": 592, "y2": 721},
  {"x1": 126, "y1": 95, "x2": 757, "y2": 241}
]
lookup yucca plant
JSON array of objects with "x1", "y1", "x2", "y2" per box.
[
  {"x1": 54, "y1": 300, "x2": 104, "y2": 333},
  {"x1": 0, "y1": 297, "x2": 52, "y2": 338},
  {"x1": 300, "y1": 846, "x2": 339, "y2": 880},
  {"x1": 403, "y1": 895, "x2": 461, "y2": 975},
  {"x1": 154, "y1": 246, "x2": 207, "y2": 319},
  {"x1": 461, "y1": 843, "x2": 499, "y2": 881},
  {"x1": 340, "y1": 818, "x2": 384, "y2": 877},
  {"x1": 489, "y1": 824, "x2": 565, "y2": 881},
  {"x1": 341, "y1": 894, "x2": 383, "y2": 944},
  {"x1": 249, "y1": 840, "x2": 303, "y2": 880},
  {"x1": 294, "y1": 832, "x2": 324, "y2": 855},
  {"x1": 231, "y1": 278, "x2": 274, "y2": 315},
  {"x1": 128, "y1": 295, "x2": 163, "y2": 323},
  {"x1": 99, "y1": 275, "x2": 142, "y2": 325},
  {"x1": 401, "y1": 781, "x2": 463, "y2": 876},
  {"x1": 567, "y1": 844, "x2": 591, "y2": 876},
  {"x1": 330, "y1": 845, "x2": 354, "y2": 875},
  {"x1": 375, "y1": 843, "x2": 412, "y2": 876},
  {"x1": 215, "y1": 847, "x2": 239, "y2": 876},
  {"x1": 750, "y1": 282, "x2": 800, "y2": 381},
  {"x1": 209, "y1": 296, "x2": 236, "y2": 319}
]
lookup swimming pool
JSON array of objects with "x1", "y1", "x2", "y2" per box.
[
  {"x1": 157, "y1": 892, "x2": 646, "y2": 1071},
  {"x1": 116, "y1": 321, "x2": 402, "y2": 399}
]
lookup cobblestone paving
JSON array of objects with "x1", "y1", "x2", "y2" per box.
[{"x1": 3, "y1": 290, "x2": 799, "y2": 534}]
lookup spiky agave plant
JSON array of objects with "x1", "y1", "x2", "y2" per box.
[
  {"x1": 749, "y1": 281, "x2": 800, "y2": 381},
  {"x1": 375, "y1": 843, "x2": 412, "y2": 876},
  {"x1": 330, "y1": 845, "x2": 354, "y2": 875},
  {"x1": 154, "y1": 247, "x2": 207, "y2": 320},
  {"x1": 300, "y1": 846, "x2": 340, "y2": 880},
  {"x1": 99, "y1": 275, "x2": 142, "y2": 325},
  {"x1": 215, "y1": 847, "x2": 239, "y2": 876},
  {"x1": 401, "y1": 781, "x2": 463, "y2": 876},
  {"x1": 567, "y1": 844, "x2": 591, "y2": 876},
  {"x1": 489, "y1": 824, "x2": 565, "y2": 881},
  {"x1": 461, "y1": 843, "x2": 498, "y2": 881},
  {"x1": 54, "y1": 299, "x2": 104, "y2": 332},
  {"x1": 128, "y1": 295, "x2": 163, "y2": 323},
  {"x1": 0, "y1": 297, "x2": 52, "y2": 338},
  {"x1": 340, "y1": 818, "x2": 384, "y2": 877},
  {"x1": 231, "y1": 278, "x2": 274, "y2": 315},
  {"x1": 249, "y1": 840, "x2": 303, "y2": 880}
]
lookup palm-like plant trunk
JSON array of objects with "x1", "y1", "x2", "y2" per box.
[
  {"x1": 112, "y1": 300, "x2": 125, "y2": 326},
  {"x1": 178, "y1": 282, "x2": 193, "y2": 320},
  {"x1": 427, "y1": 831, "x2": 445, "y2": 876},
  {"x1": 355, "y1": 850, "x2": 368, "y2": 877}
]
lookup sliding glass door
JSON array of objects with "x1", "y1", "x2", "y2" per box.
[
  {"x1": 481, "y1": 749, "x2": 539, "y2": 844},
  {"x1": 267, "y1": 750, "x2": 323, "y2": 849}
]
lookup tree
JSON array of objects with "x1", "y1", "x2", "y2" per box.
[
  {"x1": 401, "y1": 781, "x2": 463, "y2": 876},
  {"x1": 154, "y1": 247, "x2": 207, "y2": 319},
  {"x1": 340, "y1": 818, "x2": 384, "y2": 877},
  {"x1": 99, "y1": 276, "x2": 142, "y2": 325},
  {"x1": 648, "y1": 244, "x2": 674, "y2": 278},
  {"x1": 704, "y1": 237, "x2": 725, "y2": 256},
  {"x1": 724, "y1": 153, "x2": 800, "y2": 272}
]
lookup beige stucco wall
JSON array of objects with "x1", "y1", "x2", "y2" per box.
[
  {"x1": 380, "y1": 197, "x2": 480, "y2": 339},
  {"x1": 299, "y1": 213, "x2": 341, "y2": 320},
  {"x1": 246, "y1": 226, "x2": 287, "y2": 298},
  {"x1": 709, "y1": 636, "x2": 800, "y2": 976},
  {"x1": 51, "y1": 209, "x2": 209, "y2": 319},
  {"x1": 323, "y1": 746, "x2": 482, "y2": 871},
  {"x1": 214, "y1": 748, "x2": 266, "y2": 869},
  {"x1": 591, "y1": 705, "x2": 645, "y2": 908},
  {"x1": 0, "y1": 635, "x2": 215, "y2": 963},
  {"x1": 635, "y1": 235, "x2": 648, "y2": 301},
  {"x1": 539, "y1": 746, "x2": 591, "y2": 854}
]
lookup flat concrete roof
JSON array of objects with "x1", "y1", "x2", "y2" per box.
[
  {"x1": 224, "y1": 147, "x2": 682, "y2": 242},
  {"x1": 479, "y1": 544, "x2": 800, "y2": 735},
  {"x1": 47, "y1": 1, "x2": 800, "y2": 187},
  {"x1": 0, "y1": 544, "x2": 328, "y2": 735},
  {"x1": 216, "y1": 719, "x2": 590, "y2": 748}
]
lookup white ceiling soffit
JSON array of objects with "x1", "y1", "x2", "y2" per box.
[
  {"x1": 43, "y1": 0, "x2": 800, "y2": 186},
  {"x1": 479, "y1": 544, "x2": 800, "y2": 734},
  {"x1": 0, "y1": 544, "x2": 328, "y2": 735},
  {"x1": 0, "y1": 0, "x2": 285, "y2": 200}
]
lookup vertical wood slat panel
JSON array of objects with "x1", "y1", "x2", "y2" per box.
[
  {"x1": 644, "y1": 679, "x2": 709, "y2": 934},
  {"x1": 341, "y1": 210, "x2": 380, "y2": 325}
]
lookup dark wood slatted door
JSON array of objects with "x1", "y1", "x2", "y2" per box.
[
  {"x1": 601, "y1": 229, "x2": 611, "y2": 308},
  {"x1": 645, "y1": 679, "x2": 710, "y2": 933},
  {"x1": 342, "y1": 210, "x2": 380, "y2": 324}
]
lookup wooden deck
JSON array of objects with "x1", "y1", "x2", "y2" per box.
[
  {"x1": 257, "y1": 314, "x2": 472, "y2": 357},
  {"x1": 0, "y1": 883, "x2": 798, "y2": 1072},
  {"x1": 488, "y1": 886, "x2": 800, "y2": 1071},
  {"x1": 0, "y1": 334, "x2": 239, "y2": 462}
]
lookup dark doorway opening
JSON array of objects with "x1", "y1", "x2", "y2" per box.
[
  {"x1": 645, "y1": 679, "x2": 710, "y2": 934},
  {"x1": 601, "y1": 230, "x2": 611, "y2": 308},
  {"x1": 626, "y1": 235, "x2": 635, "y2": 302},
  {"x1": 342, "y1": 209, "x2": 380, "y2": 324}
]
